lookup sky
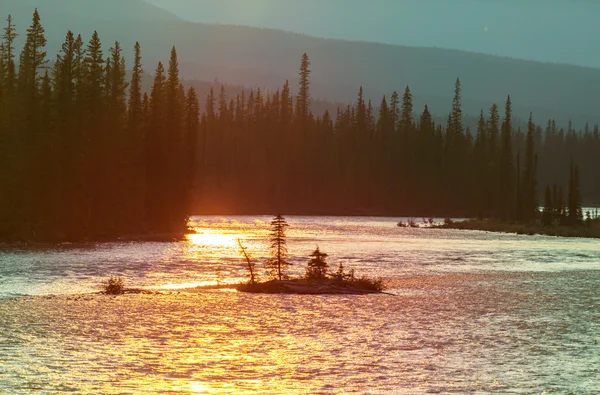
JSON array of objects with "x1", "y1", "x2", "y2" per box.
[{"x1": 144, "y1": 0, "x2": 600, "y2": 68}]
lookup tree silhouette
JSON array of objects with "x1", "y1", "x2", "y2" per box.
[
  {"x1": 296, "y1": 52, "x2": 311, "y2": 130},
  {"x1": 267, "y1": 215, "x2": 290, "y2": 280},
  {"x1": 542, "y1": 185, "x2": 553, "y2": 226},
  {"x1": 238, "y1": 239, "x2": 257, "y2": 284},
  {"x1": 306, "y1": 247, "x2": 329, "y2": 280},
  {"x1": 567, "y1": 161, "x2": 583, "y2": 226},
  {"x1": 522, "y1": 113, "x2": 538, "y2": 221},
  {"x1": 499, "y1": 95, "x2": 515, "y2": 219}
]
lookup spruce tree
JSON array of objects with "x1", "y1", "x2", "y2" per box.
[
  {"x1": 15, "y1": 9, "x2": 49, "y2": 235},
  {"x1": 182, "y1": 87, "x2": 199, "y2": 215},
  {"x1": 499, "y1": 95, "x2": 515, "y2": 220},
  {"x1": 450, "y1": 78, "x2": 463, "y2": 137},
  {"x1": 567, "y1": 161, "x2": 583, "y2": 226},
  {"x1": 355, "y1": 86, "x2": 366, "y2": 131},
  {"x1": 165, "y1": 46, "x2": 186, "y2": 231},
  {"x1": 18, "y1": 9, "x2": 47, "y2": 95},
  {"x1": 522, "y1": 113, "x2": 538, "y2": 221},
  {"x1": 306, "y1": 247, "x2": 329, "y2": 280},
  {"x1": 280, "y1": 80, "x2": 292, "y2": 127},
  {"x1": 376, "y1": 95, "x2": 395, "y2": 138},
  {"x1": 146, "y1": 61, "x2": 166, "y2": 230},
  {"x1": 297, "y1": 53, "x2": 311, "y2": 130},
  {"x1": 389, "y1": 91, "x2": 400, "y2": 131},
  {"x1": 82, "y1": 31, "x2": 104, "y2": 126},
  {"x1": 400, "y1": 86, "x2": 413, "y2": 133},
  {"x1": 542, "y1": 185, "x2": 553, "y2": 226},
  {"x1": 1, "y1": 15, "x2": 17, "y2": 130},
  {"x1": 267, "y1": 214, "x2": 290, "y2": 280},
  {"x1": 473, "y1": 110, "x2": 488, "y2": 214},
  {"x1": 128, "y1": 42, "x2": 143, "y2": 130}
]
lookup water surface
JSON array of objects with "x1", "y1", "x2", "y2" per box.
[{"x1": 1, "y1": 216, "x2": 598, "y2": 393}]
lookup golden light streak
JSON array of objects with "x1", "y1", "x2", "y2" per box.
[{"x1": 186, "y1": 231, "x2": 236, "y2": 247}]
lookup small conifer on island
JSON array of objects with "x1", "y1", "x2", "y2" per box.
[
  {"x1": 305, "y1": 247, "x2": 329, "y2": 280},
  {"x1": 266, "y1": 214, "x2": 290, "y2": 280}
]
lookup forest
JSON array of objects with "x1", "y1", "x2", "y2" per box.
[{"x1": 0, "y1": 10, "x2": 599, "y2": 241}]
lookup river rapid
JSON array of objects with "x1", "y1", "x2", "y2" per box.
[{"x1": 1, "y1": 216, "x2": 599, "y2": 393}]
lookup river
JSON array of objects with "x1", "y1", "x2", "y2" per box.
[{"x1": 1, "y1": 216, "x2": 599, "y2": 393}]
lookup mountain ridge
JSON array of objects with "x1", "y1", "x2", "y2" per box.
[{"x1": 1, "y1": 0, "x2": 599, "y2": 127}]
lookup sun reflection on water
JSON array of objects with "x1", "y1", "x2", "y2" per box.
[{"x1": 186, "y1": 231, "x2": 237, "y2": 247}]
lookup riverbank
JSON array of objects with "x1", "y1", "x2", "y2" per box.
[{"x1": 437, "y1": 218, "x2": 600, "y2": 238}]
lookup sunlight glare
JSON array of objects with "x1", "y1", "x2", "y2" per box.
[{"x1": 186, "y1": 231, "x2": 236, "y2": 247}]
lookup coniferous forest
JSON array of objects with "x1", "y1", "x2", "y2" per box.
[{"x1": 1, "y1": 10, "x2": 600, "y2": 241}]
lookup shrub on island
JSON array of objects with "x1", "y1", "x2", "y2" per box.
[{"x1": 102, "y1": 277, "x2": 125, "y2": 295}]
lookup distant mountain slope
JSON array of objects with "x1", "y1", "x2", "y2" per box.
[
  {"x1": 1, "y1": 0, "x2": 599, "y2": 127},
  {"x1": 3, "y1": 0, "x2": 181, "y2": 23},
  {"x1": 145, "y1": 0, "x2": 600, "y2": 68}
]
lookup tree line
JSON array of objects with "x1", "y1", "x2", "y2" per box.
[
  {"x1": 194, "y1": 61, "x2": 597, "y2": 221},
  {"x1": 1, "y1": 10, "x2": 598, "y2": 241},
  {"x1": 0, "y1": 11, "x2": 198, "y2": 241}
]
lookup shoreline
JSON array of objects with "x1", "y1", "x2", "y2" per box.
[
  {"x1": 436, "y1": 219, "x2": 600, "y2": 239},
  {"x1": 236, "y1": 279, "x2": 385, "y2": 295}
]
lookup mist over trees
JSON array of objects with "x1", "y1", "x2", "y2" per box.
[{"x1": 1, "y1": 10, "x2": 599, "y2": 242}]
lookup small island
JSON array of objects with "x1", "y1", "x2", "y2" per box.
[{"x1": 235, "y1": 215, "x2": 385, "y2": 295}]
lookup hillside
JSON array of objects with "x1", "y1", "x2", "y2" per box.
[
  {"x1": 145, "y1": 0, "x2": 600, "y2": 68},
  {"x1": 2, "y1": 0, "x2": 600, "y2": 126}
]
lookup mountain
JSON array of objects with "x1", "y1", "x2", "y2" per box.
[
  {"x1": 4, "y1": 0, "x2": 181, "y2": 23},
  {"x1": 144, "y1": 0, "x2": 600, "y2": 68},
  {"x1": 2, "y1": 0, "x2": 599, "y2": 127}
]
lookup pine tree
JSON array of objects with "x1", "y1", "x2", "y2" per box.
[
  {"x1": 306, "y1": 247, "x2": 329, "y2": 280},
  {"x1": 205, "y1": 87, "x2": 215, "y2": 122},
  {"x1": 473, "y1": 110, "x2": 488, "y2": 214},
  {"x1": 400, "y1": 86, "x2": 413, "y2": 133},
  {"x1": 18, "y1": 9, "x2": 47, "y2": 97},
  {"x1": 542, "y1": 185, "x2": 553, "y2": 226},
  {"x1": 17, "y1": 9, "x2": 48, "y2": 135},
  {"x1": 486, "y1": 103, "x2": 500, "y2": 215},
  {"x1": 107, "y1": 42, "x2": 127, "y2": 125},
  {"x1": 128, "y1": 42, "x2": 143, "y2": 130},
  {"x1": 146, "y1": 61, "x2": 167, "y2": 230},
  {"x1": 82, "y1": 31, "x2": 104, "y2": 126},
  {"x1": 567, "y1": 160, "x2": 583, "y2": 226},
  {"x1": 499, "y1": 95, "x2": 514, "y2": 220},
  {"x1": 280, "y1": 80, "x2": 292, "y2": 127},
  {"x1": 297, "y1": 53, "x2": 311, "y2": 130},
  {"x1": 267, "y1": 214, "x2": 290, "y2": 280},
  {"x1": 183, "y1": 87, "x2": 200, "y2": 215},
  {"x1": 376, "y1": 94, "x2": 395, "y2": 139},
  {"x1": 1, "y1": 15, "x2": 17, "y2": 130},
  {"x1": 522, "y1": 113, "x2": 538, "y2": 221},
  {"x1": 165, "y1": 46, "x2": 186, "y2": 231},
  {"x1": 355, "y1": 86, "x2": 366, "y2": 131},
  {"x1": 389, "y1": 91, "x2": 400, "y2": 131},
  {"x1": 450, "y1": 78, "x2": 463, "y2": 137},
  {"x1": 15, "y1": 9, "x2": 49, "y2": 236}
]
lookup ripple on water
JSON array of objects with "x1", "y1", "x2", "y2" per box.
[
  {"x1": 0, "y1": 271, "x2": 598, "y2": 393},
  {"x1": 1, "y1": 216, "x2": 599, "y2": 393}
]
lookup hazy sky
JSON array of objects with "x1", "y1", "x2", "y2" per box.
[{"x1": 145, "y1": 0, "x2": 600, "y2": 68}]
